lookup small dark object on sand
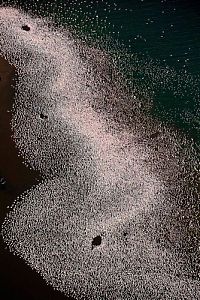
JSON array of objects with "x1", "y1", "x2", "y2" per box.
[
  {"x1": 40, "y1": 113, "x2": 48, "y2": 120},
  {"x1": 149, "y1": 131, "x2": 160, "y2": 139},
  {"x1": 22, "y1": 25, "x2": 30, "y2": 31},
  {"x1": 92, "y1": 235, "x2": 102, "y2": 249}
]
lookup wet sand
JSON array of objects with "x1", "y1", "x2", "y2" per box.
[{"x1": 0, "y1": 56, "x2": 71, "y2": 300}]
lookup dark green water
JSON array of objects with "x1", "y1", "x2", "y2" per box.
[{"x1": 6, "y1": 0, "x2": 199, "y2": 146}]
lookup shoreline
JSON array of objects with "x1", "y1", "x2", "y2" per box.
[
  {"x1": 0, "y1": 56, "x2": 59, "y2": 300},
  {"x1": 0, "y1": 56, "x2": 41, "y2": 196}
]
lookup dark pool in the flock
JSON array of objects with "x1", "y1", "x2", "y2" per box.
[{"x1": 0, "y1": 1, "x2": 199, "y2": 299}]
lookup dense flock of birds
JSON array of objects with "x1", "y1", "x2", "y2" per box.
[{"x1": 0, "y1": 2, "x2": 199, "y2": 299}]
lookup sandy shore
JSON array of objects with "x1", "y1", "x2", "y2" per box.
[
  {"x1": 0, "y1": 57, "x2": 57, "y2": 300},
  {"x1": 0, "y1": 56, "x2": 41, "y2": 196}
]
